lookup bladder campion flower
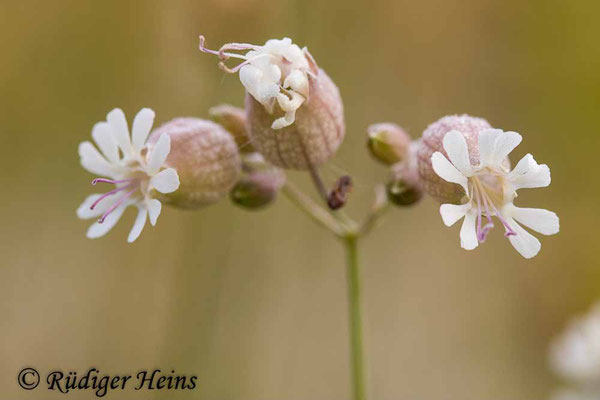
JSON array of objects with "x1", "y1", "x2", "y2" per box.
[
  {"x1": 200, "y1": 36, "x2": 312, "y2": 129},
  {"x1": 77, "y1": 108, "x2": 180, "y2": 242},
  {"x1": 199, "y1": 36, "x2": 345, "y2": 170},
  {"x1": 418, "y1": 115, "x2": 559, "y2": 258}
]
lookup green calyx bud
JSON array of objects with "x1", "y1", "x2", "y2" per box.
[
  {"x1": 230, "y1": 173, "x2": 277, "y2": 209},
  {"x1": 386, "y1": 141, "x2": 423, "y2": 206},
  {"x1": 367, "y1": 123, "x2": 411, "y2": 165},
  {"x1": 230, "y1": 154, "x2": 285, "y2": 210},
  {"x1": 386, "y1": 179, "x2": 422, "y2": 206}
]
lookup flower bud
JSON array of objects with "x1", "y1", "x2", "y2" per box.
[
  {"x1": 208, "y1": 104, "x2": 254, "y2": 153},
  {"x1": 367, "y1": 123, "x2": 410, "y2": 165},
  {"x1": 386, "y1": 179, "x2": 422, "y2": 206},
  {"x1": 417, "y1": 115, "x2": 491, "y2": 203},
  {"x1": 148, "y1": 118, "x2": 241, "y2": 209},
  {"x1": 387, "y1": 142, "x2": 423, "y2": 206},
  {"x1": 230, "y1": 154, "x2": 285, "y2": 210},
  {"x1": 230, "y1": 172, "x2": 279, "y2": 209}
]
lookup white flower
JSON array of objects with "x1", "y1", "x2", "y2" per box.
[
  {"x1": 199, "y1": 36, "x2": 313, "y2": 129},
  {"x1": 77, "y1": 108, "x2": 180, "y2": 242},
  {"x1": 550, "y1": 302, "x2": 600, "y2": 385},
  {"x1": 431, "y1": 129, "x2": 559, "y2": 258}
]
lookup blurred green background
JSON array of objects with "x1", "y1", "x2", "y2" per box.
[{"x1": 1, "y1": 0, "x2": 599, "y2": 399}]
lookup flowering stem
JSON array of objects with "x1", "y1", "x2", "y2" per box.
[{"x1": 344, "y1": 233, "x2": 367, "y2": 400}]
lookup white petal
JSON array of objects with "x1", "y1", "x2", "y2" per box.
[
  {"x1": 477, "y1": 129, "x2": 503, "y2": 166},
  {"x1": 127, "y1": 206, "x2": 148, "y2": 243},
  {"x1": 132, "y1": 108, "x2": 155, "y2": 152},
  {"x1": 460, "y1": 210, "x2": 479, "y2": 250},
  {"x1": 239, "y1": 64, "x2": 262, "y2": 92},
  {"x1": 443, "y1": 130, "x2": 474, "y2": 176},
  {"x1": 86, "y1": 202, "x2": 128, "y2": 239},
  {"x1": 78, "y1": 141, "x2": 114, "y2": 177},
  {"x1": 283, "y1": 69, "x2": 308, "y2": 96},
  {"x1": 147, "y1": 134, "x2": 171, "y2": 174},
  {"x1": 492, "y1": 131, "x2": 522, "y2": 163},
  {"x1": 431, "y1": 152, "x2": 469, "y2": 195},
  {"x1": 91, "y1": 122, "x2": 119, "y2": 163},
  {"x1": 150, "y1": 168, "x2": 180, "y2": 194},
  {"x1": 505, "y1": 204, "x2": 559, "y2": 235},
  {"x1": 506, "y1": 218, "x2": 542, "y2": 259},
  {"x1": 276, "y1": 91, "x2": 305, "y2": 112},
  {"x1": 77, "y1": 194, "x2": 111, "y2": 219},
  {"x1": 146, "y1": 198, "x2": 162, "y2": 226},
  {"x1": 106, "y1": 108, "x2": 132, "y2": 155},
  {"x1": 509, "y1": 154, "x2": 551, "y2": 189},
  {"x1": 440, "y1": 203, "x2": 471, "y2": 227}
]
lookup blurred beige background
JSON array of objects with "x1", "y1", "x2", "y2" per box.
[{"x1": 1, "y1": 0, "x2": 599, "y2": 399}]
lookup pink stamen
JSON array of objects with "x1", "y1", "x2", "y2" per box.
[
  {"x1": 218, "y1": 59, "x2": 251, "y2": 74},
  {"x1": 200, "y1": 35, "x2": 268, "y2": 74},
  {"x1": 199, "y1": 36, "x2": 257, "y2": 61},
  {"x1": 475, "y1": 190, "x2": 484, "y2": 242},
  {"x1": 479, "y1": 191, "x2": 495, "y2": 240},
  {"x1": 92, "y1": 178, "x2": 133, "y2": 185},
  {"x1": 90, "y1": 184, "x2": 133, "y2": 210},
  {"x1": 199, "y1": 35, "x2": 221, "y2": 57},
  {"x1": 496, "y1": 214, "x2": 517, "y2": 237},
  {"x1": 98, "y1": 188, "x2": 137, "y2": 224},
  {"x1": 217, "y1": 42, "x2": 261, "y2": 59}
]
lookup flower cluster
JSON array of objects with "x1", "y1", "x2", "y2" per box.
[{"x1": 77, "y1": 36, "x2": 559, "y2": 259}]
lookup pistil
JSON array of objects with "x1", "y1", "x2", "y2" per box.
[
  {"x1": 98, "y1": 188, "x2": 137, "y2": 223},
  {"x1": 89, "y1": 177, "x2": 141, "y2": 223}
]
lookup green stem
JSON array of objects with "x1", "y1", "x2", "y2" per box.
[
  {"x1": 344, "y1": 234, "x2": 367, "y2": 400},
  {"x1": 281, "y1": 181, "x2": 374, "y2": 400}
]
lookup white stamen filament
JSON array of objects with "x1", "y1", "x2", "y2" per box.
[{"x1": 470, "y1": 175, "x2": 516, "y2": 242}]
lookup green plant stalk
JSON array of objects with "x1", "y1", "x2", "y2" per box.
[
  {"x1": 344, "y1": 233, "x2": 367, "y2": 400},
  {"x1": 282, "y1": 182, "x2": 389, "y2": 400}
]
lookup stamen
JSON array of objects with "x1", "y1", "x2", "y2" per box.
[
  {"x1": 218, "y1": 59, "x2": 251, "y2": 74},
  {"x1": 200, "y1": 35, "x2": 270, "y2": 74},
  {"x1": 479, "y1": 190, "x2": 495, "y2": 237},
  {"x1": 217, "y1": 42, "x2": 261, "y2": 59},
  {"x1": 218, "y1": 52, "x2": 272, "y2": 74},
  {"x1": 198, "y1": 35, "x2": 222, "y2": 57},
  {"x1": 98, "y1": 188, "x2": 137, "y2": 224},
  {"x1": 90, "y1": 184, "x2": 133, "y2": 210},
  {"x1": 472, "y1": 179, "x2": 495, "y2": 242},
  {"x1": 496, "y1": 214, "x2": 517, "y2": 237},
  {"x1": 92, "y1": 178, "x2": 133, "y2": 185},
  {"x1": 199, "y1": 36, "x2": 255, "y2": 61},
  {"x1": 475, "y1": 190, "x2": 484, "y2": 242}
]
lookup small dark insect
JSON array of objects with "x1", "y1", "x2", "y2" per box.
[{"x1": 327, "y1": 175, "x2": 353, "y2": 210}]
